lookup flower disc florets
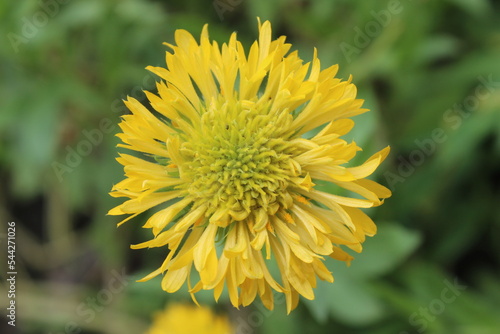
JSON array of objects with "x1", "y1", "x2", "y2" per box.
[{"x1": 182, "y1": 99, "x2": 298, "y2": 225}]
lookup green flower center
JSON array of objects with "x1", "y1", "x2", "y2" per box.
[{"x1": 181, "y1": 99, "x2": 298, "y2": 222}]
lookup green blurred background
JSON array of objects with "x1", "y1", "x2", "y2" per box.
[{"x1": 1, "y1": 0, "x2": 500, "y2": 333}]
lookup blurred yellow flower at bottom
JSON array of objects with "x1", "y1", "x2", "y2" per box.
[{"x1": 146, "y1": 304, "x2": 234, "y2": 334}]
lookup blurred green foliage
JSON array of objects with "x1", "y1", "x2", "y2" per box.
[{"x1": 1, "y1": 0, "x2": 500, "y2": 333}]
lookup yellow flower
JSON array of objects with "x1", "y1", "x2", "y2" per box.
[
  {"x1": 146, "y1": 304, "x2": 234, "y2": 334},
  {"x1": 109, "y1": 19, "x2": 391, "y2": 313}
]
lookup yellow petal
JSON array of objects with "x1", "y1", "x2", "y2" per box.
[
  {"x1": 193, "y1": 224, "x2": 218, "y2": 274},
  {"x1": 161, "y1": 267, "x2": 189, "y2": 293}
]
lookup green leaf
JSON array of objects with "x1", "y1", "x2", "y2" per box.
[
  {"x1": 347, "y1": 223, "x2": 421, "y2": 278},
  {"x1": 326, "y1": 277, "x2": 386, "y2": 326},
  {"x1": 305, "y1": 224, "x2": 420, "y2": 325},
  {"x1": 445, "y1": 0, "x2": 490, "y2": 17}
]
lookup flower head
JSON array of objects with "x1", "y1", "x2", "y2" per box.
[
  {"x1": 109, "y1": 19, "x2": 391, "y2": 313},
  {"x1": 146, "y1": 304, "x2": 233, "y2": 334}
]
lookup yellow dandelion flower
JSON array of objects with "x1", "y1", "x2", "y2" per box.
[
  {"x1": 146, "y1": 304, "x2": 234, "y2": 334},
  {"x1": 109, "y1": 19, "x2": 391, "y2": 313}
]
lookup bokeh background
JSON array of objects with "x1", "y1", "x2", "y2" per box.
[{"x1": 1, "y1": 0, "x2": 500, "y2": 333}]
